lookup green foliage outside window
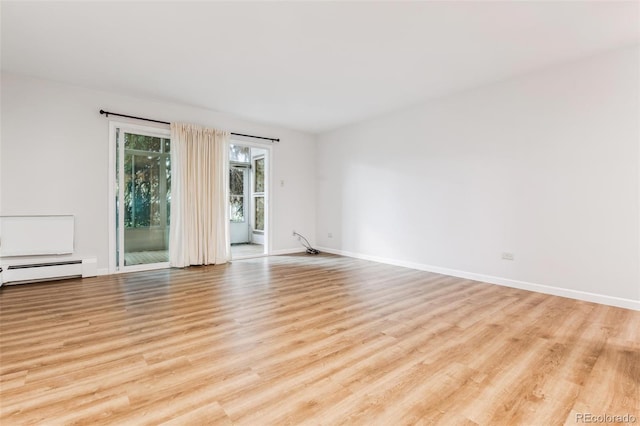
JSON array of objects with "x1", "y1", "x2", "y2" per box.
[{"x1": 123, "y1": 133, "x2": 170, "y2": 228}]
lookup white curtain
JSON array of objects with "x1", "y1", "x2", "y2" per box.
[{"x1": 169, "y1": 123, "x2": 230, "y2": 267}]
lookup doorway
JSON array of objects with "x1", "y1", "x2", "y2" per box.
[
  {"x1": 229, "y1": 143, "x2": 269, "y2": 259},
  {"x1": 110, "y1": 123, "x2": 171, "y2": 273}
]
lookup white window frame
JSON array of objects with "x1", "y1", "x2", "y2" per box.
[{"x1": 252, "y1": 154, "x2": 266, "y2": 234}]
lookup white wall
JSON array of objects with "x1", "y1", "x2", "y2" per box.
[
  {"x1": 1, "y1": 73, "x2": 316, "y2": 271},
  {"x1": 316, "y1": 44, "x2": 640, "y2": 308}
]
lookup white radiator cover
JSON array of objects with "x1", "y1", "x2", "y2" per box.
[
  {"x1": 0, "y1": 256, "x2": 97, "y2": 285},
  {"x1": 0, "y1": 214, "x2": 97, "y2": 286}
]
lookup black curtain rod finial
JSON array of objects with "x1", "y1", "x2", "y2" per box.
[{"x1": 99, "y1": 108, "x2": 280, "y2": 142}]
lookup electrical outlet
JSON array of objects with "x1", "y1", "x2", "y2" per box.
[
  {"x1": 292, "y1": 230, "x2": 296, "y2": 236},
  {"x1": 501, "y1": 252, "x2": 514, "y2": 261},
  {"x1": 328, "y1": 232, "x2": 333, "y2": 238}
]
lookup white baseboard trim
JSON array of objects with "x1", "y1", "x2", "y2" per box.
[
  {"x1": 97, "y1": 268, "x2": 110, "y2": 276},
  {"x1": 270, "y1": 248, "x2": 307, "y2": 256},
  {"x1": 317, "y1": 247, "x2": 640, "y2": 311}
]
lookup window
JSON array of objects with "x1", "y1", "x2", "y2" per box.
[
  {"x1": 229, "y1": 144, "x2": 250, "y2": 224},
  {"x1": 229, "y1": 145, "x2": 250, "y2": 163},
  {"x1": 253, "y1": 156, "x2": 265, "y2": 232},
  {"x1": 254, "y1": 196, "x2": 264, "y2": 231},
  {"x1": 254, "y1": 157, "x2": 265, "y2": 193},
  {"x1": 229, "y1": 167, "x2": 245, "y2": 222}
]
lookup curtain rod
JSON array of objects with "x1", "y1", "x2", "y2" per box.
[{"x1": 99, "y1": 109, "x2": 280, "y2": 142}]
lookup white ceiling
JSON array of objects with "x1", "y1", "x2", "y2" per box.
[{"x1": 2, "y1": 1, "x2": 639, "y2": 134}]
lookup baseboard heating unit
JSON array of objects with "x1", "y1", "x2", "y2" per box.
[
  {"x1": 0, "y1": 215, "x2": 97, "y2": 286},
  {"x1": 0, "y1": 257, "x2": 98, "y2": 286}
]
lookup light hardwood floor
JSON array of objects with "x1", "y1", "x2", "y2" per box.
[{"x1": 1, "y1": 254, "x2": 638, "y2": 425}]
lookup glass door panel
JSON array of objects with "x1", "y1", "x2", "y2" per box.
[
  {"x1": 117, "y1": 130, "x2": 170, "y2": 269},
  {"x1": 229, "y1": 166, "x2": 250, "y2": 244}
]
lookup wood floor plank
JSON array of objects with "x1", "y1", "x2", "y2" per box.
[{"x1": 1, "y1": 253, "x2": 638, "y2": 425}]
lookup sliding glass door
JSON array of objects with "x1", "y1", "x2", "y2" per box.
[{"x1": 115, "y1": 126, "x2": 171, "y2": 271}]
